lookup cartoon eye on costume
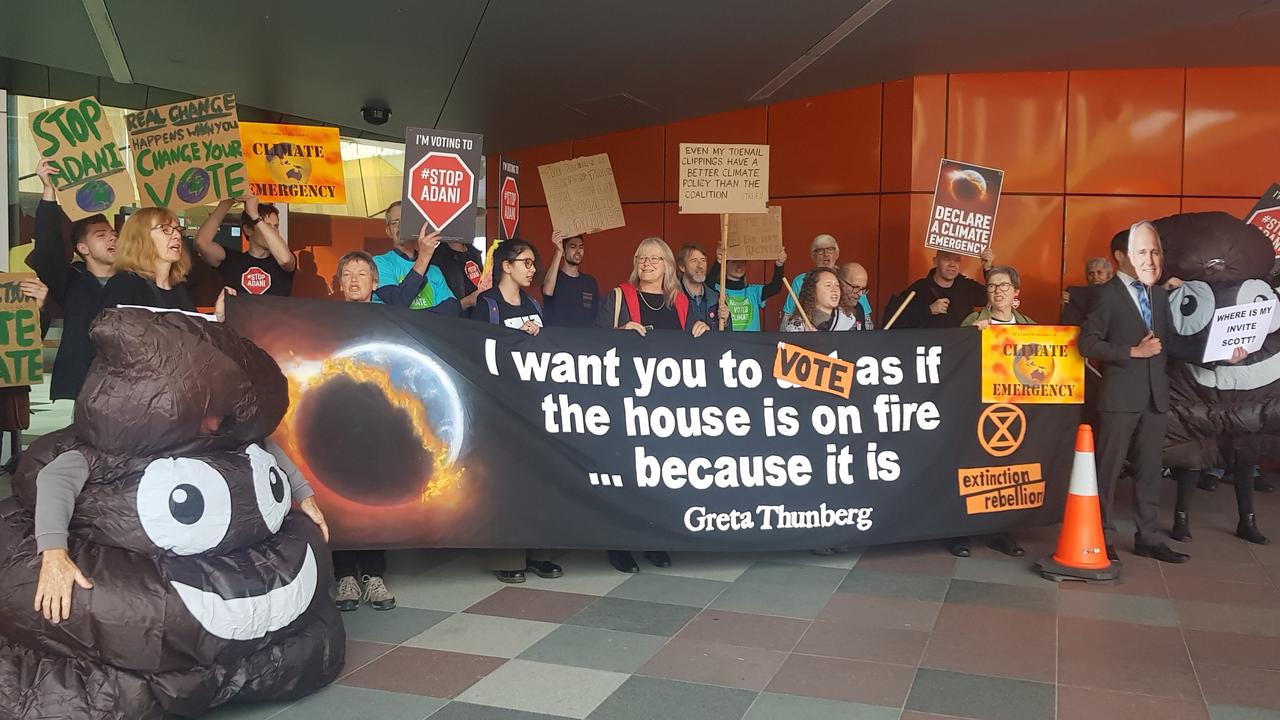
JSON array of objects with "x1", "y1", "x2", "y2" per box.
[
  {"x1": 1236, "y1": 279, "x2": 1280, "y2": 334},
  {"x1": 1169, "y1": 281, "x2": 1214, "y2": 336},
  {"x1": 137, "y1": 458, "x2": 232, "y2": 555},
  {"x1": 246, "y1": 444, "x2": 291, "y2": 533}
]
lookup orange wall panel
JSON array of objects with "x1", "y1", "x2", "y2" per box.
[
  {"x1": 1184, "y1": 67, "x2": 1280, "y2": 197},
  {"x1": 769, "y1": 84, "x2": 882, "y2": 197},
  {"x1": 571, "y1": 125, "x2": 665, "y2": 203},
  {"x1": 984, "y1": 195, "x2": 1064, "y2": 324},
  {"x1": 664, "y1": 107, "x2": 769, "y2": 202},
  {"x1": 877, "y1": 193, "x2": 912, "y2": 316},
  {"x1": 769, "y1": 195, "x2": 880, "y2": 325},
  {"x1": 881, "y1": 79, "x2": 913, "y2": 194},
  {"x1": 1063, "y1": 195, "x2": 1181, "y2": 286},
  {"x1": 947, "y1": 72, "x2": 1068, "y2": 194},
  {"x1": 486, "y1": 141, "x2": 573, "y2": 208},
  {"x1": 1066, "y1": 69, "x2": 1185, "y2": 195},
  {"x1": 911, "y1": 75, "x2": 949, "y2": 194},
  {"x1": 567, "y1": 203, "x2": 665, "y2": 297}
]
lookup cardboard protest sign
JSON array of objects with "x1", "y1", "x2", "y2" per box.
[
  {"x1": 1203, "y1": 298, "x2": 1276, "y2": 362},
  {"x1": 538, "y1": 154, "x2": 626, "y2": 237},
  {"x1": 125, "y1": 93, "x2": 247, "y2": 211},
  {"x1": 980, "y1": 325, "x2": 1084, "y2": 404},
  {"x1": 29, "y1": 97, "x2": 134, "y2": 221},
  {"x1": 726, "y1": 205, "x2": 783, "y2": 260},
  {"x1": 1245, "y1": 183, "x2": 1280, "y2": 258},
  {"x1": 925, "y1": 159, "x2": 1005, "y2": 258},
  {"x1": 239, "y1": 122, "x2": 345, "y2": 204},
  {"x1": 402, "y1": 128, "x2": 483, "y2": 242},
  {"x1": 498, "y1": 157, "x2": 521, "y2": 240},
  {"x1": 0, "y1": 274, "x2": 44, "y2": 387},
  {"x1": 677, "y1": 143, "x2": 769, "y2": 215}
]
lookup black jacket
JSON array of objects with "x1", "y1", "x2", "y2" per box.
[
  {"x1": 1060, "y1": 284, "x2": 1098, "y2": 325},
  {"x1": 889, "y1": 270, "x2": 988, "y2": 329}
]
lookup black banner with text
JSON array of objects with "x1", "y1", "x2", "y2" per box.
[{"x1": 229, "y1": 296, "x2": 1080, "y2": 550}]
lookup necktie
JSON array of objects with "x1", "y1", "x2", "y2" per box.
[{"x1": 1131, "y1": 280, "x2": 1152, "y2": 328}]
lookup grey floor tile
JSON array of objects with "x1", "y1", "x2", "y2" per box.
[
  {"x1": 906, "y1": 668, "x2": 1055, "y2": 720},
  {"x1": 838, "y1": 569, "x2": 951, "y2": 602},
  {"x1": 204, "y1": 701, "x2": 294, "y2": 720},
  {"x1": 944, "y1": 579, "x2": 1058, "y2": 613},
  {"x1": 428, "y1": 701, "x2": 576, "y2": 719},
  {"x1": 1058, "y1": 587, "x2": 1179, "y2": 627},
  {"x1": 273, "y1": 685, "x2": 445, "y2": 720},
  {"x1": 341, "y1": 607, "x2": 453, "y2": 645},
  {"x1": 1209, "y1": 706, "x2": 1280, "y2": 720},
  {"x1": 953, "y1": 556, "x2": 1048, "y2": 588},
  {"x1": 519, "y1": 625, "x2": 668, "y2": 673},
  {"x1": 456, "y1": 660, "x2": 628, "y2": 720},
  {"x1": 709, "y1": 582, "x2": 834, "y2": 620},
  {"x1": 734, "y1": 561, "x2": 849, "y2": 592},
  {"x1": 566, "y1": 596, "x2": 700, "y2": 637},
  {"x1": 393, "y1": 575, "x2": 504, "y2": 613},
  {"x1": 743, "y1": 692, "x2": 899, "y2": 720},
  {"x1": 586, "y1": 676, "x2": 756, "y2": 720},
  {"x1": 404, "y1": 613, "x2": 559, "y2": 658},
  {"x1": 606, "y1": 572, "x2": 729, "y2": 608}
]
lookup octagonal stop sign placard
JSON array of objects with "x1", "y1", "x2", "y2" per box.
[
  {"x1": 401, "y1": 127, "x2": 484, "y2": 242},
  {"x1": 500, "y1": 176, "x2": 520, "y2": 240}
]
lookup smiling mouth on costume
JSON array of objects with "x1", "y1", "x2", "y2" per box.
[{"x1": 170, "y1": 544, "x2": 317, "y2": 641}]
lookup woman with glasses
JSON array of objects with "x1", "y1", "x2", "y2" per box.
[
  {"x1": 102, "y1": 208, "x2": 197, "y2": 313},
  {"x1": 782, "y1": 267, "x2": 858, "y2": 332},
  {"x1": 471, "y1": 240, "x2": 566, "y2": 583},
  {"x1": 950, "y1": 265, "x2": 1032, "y2": 558},
  {"x1": 595, "y1": 237, "x2": 711, "y2": 338}
]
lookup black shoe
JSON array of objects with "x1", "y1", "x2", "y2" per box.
[
  {"x1": 527, "y1": 560, "x2": 563, "y2": 579},
  {"x1": 1106, "y1": 544, "x2": 1120, "y2": 562},
  {"x1": 1236, "y1": 514, "x2": 1270, "y2": 545},
  {"x1": 1171, "y1": 511, "x2": 1193, "y2": 543},
  {"x1": 987, "y1": 532, "x2": 1025, "y2": 557},
  {"x1": 1256, "y1": 476, "x2": 1275, "y2": 494},
  {"x1": 608, "y1": 551, "x2": 639, "y2": 574},
  {"x1": 946, "y1": 538, "x2": 970, "y2": 558},
  {"x1": 495, "y1": 570, "x2": 527, "y2": 583},
  {"x1": 643, "y1": 551, "x2": 671, "y2": 568},
  {"x1": 1134, "y1": 540, "x2": 1190, "y2": 563},
  {"x1": 1198, "y1": 472, "x2": 1219, "y2": 492}
]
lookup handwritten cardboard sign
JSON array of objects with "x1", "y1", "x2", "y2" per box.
[
  {"x1": 0, "y1": 274, "x2": 43, "y2": 387},
  {"x1": 1203, "y1": 298, "x2": 1276, "y2": 362},
  {"x1": 240, "y1": 122, "x2": 345, "y2": 204},
  {"x1": 726, "y1": 205, "x2": 783, "y2": 260},
  {"x1": 125, "y1": 93, "x2": 247, "y2": 211},
  {"x1": 925, "y1": 158, "x2": 1005, "y2": 258},
  {"x1": 29, "y1": 97, "x2": 134, "y2": 221},
  {"x1": 678, "y1": 143, "x2": 769, "y2": 215},
  {"x1": 538, "y1": 154, "x2": 626, "y2": 237}
]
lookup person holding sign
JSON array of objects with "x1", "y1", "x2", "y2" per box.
[
  {"x1": 782, "y1": 268, "x2": 858, "y2": 332},
  {"x1": 676, "y1": 244, "x2": 727, "y2": 331},
  {"x1": 430, "y1": 234, "x2": 491, "y2": 312},
  {"x1": 709, "y1": 246, "x2": 786, "y2": 332},
  {"x1": 29, "y1": 159, "x2": 120, "y2": 401},
  {"x1": 0, "y1": 277, "x2": 50, "y2": 472},
  {"x1": 372, "y1": 202, "x2": 459, "y2": 313},
  {"x1": 193, "y1": 197, "x2": 296, "y2": 297},
  {"x1": 888, "y1": 249, "x2": 993, "y2": 329},
  {"x1": 542, "y1": 232, "x2": 599, "y2": 327}
]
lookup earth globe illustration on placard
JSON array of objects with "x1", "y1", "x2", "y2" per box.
[
  {"x1": 949, "y1": 168, "x2": 988, "y2": 202},
  {"x1": 176, "y1": 168, "x2": 211, "y2": 204},
  {"x1": 265, "y1": 143, "x2": 311, "y2": 184},
  {"x1": 75, "y1": 179, "x2": 115, "y2": 212},
  {"x1": 1012, "y1": 345, "x2": 1055, "y2": 386}
]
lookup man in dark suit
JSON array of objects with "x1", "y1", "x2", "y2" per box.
[{"x1": 1080, "y1": 222, "x2": 1192, "y2": 564}]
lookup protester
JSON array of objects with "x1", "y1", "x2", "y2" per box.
[
  {"x1": 430, "y1": 231, "x2": 491, "y2": 311},
  {"x1": 194, "y1": 197, "x2": 296, "y2": 296},
  {"x1": 836, "y1": 262, "x2": 875, "y2": 330},
  {"x1": 1169, "y1": 433, "x2": 1265, "y2": 546},
  {"x1": 709, "y1": 247, "x2": 785, "y2": 332},
  {"x1": 542, "y1": 231, "x2": 599, "y2": 327},
  {"x1": 372, "y1": 201, "x2": 458, "y2": 312},
  {"x1": 29, "y1": 158, "x2": 118, "y2": 401},
  {"x1": 1080, "y1": 222, "x2": 1196, "y2": 564},
  {"x1": 0, "y1": 278, "x2": 49, "y2": 472},
  {"x1": 1061, "y1": 257, "x2": 1114, "y2": 325},
  {"x1": 676, "y1": 243, "x2": 726, "y2": 330},
  {"x1": 782, "y1": 267, "x2": 858, "y2": 332},
  {"x1": 887, "y1": 249, "x2": 993, "y2": 328},
  {"x1": 783, "y1": 234, "x2": 874, "y2": 327},
  {"x1": 950, "y1": 265, "x2": 1033, "y2": 558},
  {"x1": 102, "y1": 208, "x2": 197, "y2": 313},
  {"x1": 595, "y1": 237, "x2": 711, "y2": 338}
]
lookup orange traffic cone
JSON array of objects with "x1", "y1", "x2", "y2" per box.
[{"x1": 1036, "y1": 424, "x2": 1119, "y2": 582}]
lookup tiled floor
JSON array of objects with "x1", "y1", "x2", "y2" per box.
[{"x1": 4, "y1": 383, "x2": 1280, "y2": 719}]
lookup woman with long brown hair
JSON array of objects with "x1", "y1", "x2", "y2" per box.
[
  {"x1": 101, "y1": 207, "x2": 197, "y2": 311},
  {"x1": 782, "y1": 267, "x2": 857, "y2": 332}
]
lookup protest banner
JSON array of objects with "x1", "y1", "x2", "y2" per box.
[
  {"x1": 498, "y1": 157, "x2": 521, "y2": 240},
  {"x1": 29, "y1": 97, "x2": 133, "y2": 221},
  {"x1": 231, "y1": 296, "x2": 1079, "y2": 550},
  {"x1": 402, "y1": 128, "x2": 483, "y2": 242},
  {"x1": 239, "y1": 122, "x2": 345, "y2": 204},
  {"x1": 1202, "y1": 298, "x2": 1277, "y2": 362},
  {"x1": 1245, "y1": 183, "x2": 1280, "y2": 258},
  {"x1": 980, "y1": 325, "x2": 1085, "y2": 404},
  {"x1": 926, "y1": 158, "x2": 1005, "y2": 258},
  {"x1": 125, "y1": 93, "x2": 246, "y2": 211},
  {"x1": 538, "y1": 154, "x2": 626, "y2": 238},
  {"x1": 677, "y1": 143, "x2": 769, "y2": 215},
  {"x1": 726, "y1": 205, "x2": 783, "y2": 260},
  {"x1": 0, "y1": 274, "x2": 43, "y2": 387}
]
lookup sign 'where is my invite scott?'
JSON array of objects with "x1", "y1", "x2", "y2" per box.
[
  {"x1": 125, "y1": 93, "x2": 247, "y2": 211},
  {"x1": 29, "y1": 97, "x2": 135, "y2": 221},
  {"x1": 0, "y1": 274, "x2": 43, "y2": 387},
  {"x1": 678, "y1": 143, "x2": 769, "y2": 215}
]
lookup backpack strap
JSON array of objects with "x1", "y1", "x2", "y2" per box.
[
  {"x1": 618, "y1": 284, "x2": 642, "y2": 328},
  {"x1": 674, "y1": 291, "x2": 690, "y2": 330},
  {"x1": 484, "y1": 296, "x2": 500, "y2": 325},
  {"x1": 612, "y1": 287, "x2": 623, "y2": 328}
]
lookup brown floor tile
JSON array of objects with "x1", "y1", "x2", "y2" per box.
[
  {"x1": 1057, "y1": 556, "x2": 1168, "y2": 598},
  {"x1": 816, "y1": 591, "x2": 941, "y2": 632},
  {"x1": 793, "y1": 620, "x2": 929, "y2": 666},
  {"x1": 1185, "y1": 630, "x2": 1280, "y2": 671},
  {"x1": 1174, "y1": 533, "x2": 1264, "y2": 564},
  {"x1": 674, "y1": 609, "x2": 810, "y2": 652},
  {"x1": 900, "y1": 713, "x2": 971, "y2": 720},
  {"x1": 924, "y1": 605, "x2": 1056, "y2": 682},
  {"x1": 637, "y1": 638, "x2": 789, "y2": 691},
  {"x1": 1058, "y1": 617, "x2": 1199, "y2": 700},
  {"x1": 464, "y1": 587, "x2": 598, "y2": 623},
  {"x1": 855, "y1": 542, "x2": 959, "y2": 577},
  {"x1": 338, "y1": 639, "x2": 396, "y2": 678},
  {"x1": 1197, "y1": 662, "x2": 1280, "y2": 710},
  {"x1": 338, "y1": 646, "x2": 506, "y2": 698},
  {"x1": 1175, "y1": 599, "x2": 1280, "y2": 638},
  {"x1": 1057, "y1": 685, "x2": 1210, "y2": 720},
  {"x1": 1164, "y1": 575, "x2": 1280, "y2": 608},
  {"x1": 943, "y1": 579, "x2": 1058, "y2": 613},
  {"x1": 766, "y1": 653, "x2": 915, "y2": 707},
  {"x1": 1060, "y1": 657, "x2": 1202, "y2": 702},
  {"x1": 1160, "y1": 557, "x2": 1274, "y2": 586}
]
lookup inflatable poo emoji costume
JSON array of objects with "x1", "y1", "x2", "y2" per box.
[{"x1": 0, "y1": 308, "x2": 344, "y2": 718}]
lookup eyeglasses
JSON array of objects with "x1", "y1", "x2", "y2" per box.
[
  {"x1": 986, "y1": 282, "x2": 1014, "y2": 292},
  {"x1": 151, "y1": 223, "x2": 182, "y2": 236},
  {"x1": 813, "y1": 247, "x2": 838, "y2": 255},
  {"x1": 637, "y1": 256, "x2": 665, "y2": 267},
  {"x1": 507, "y1": 257, "x2": 536, "y2": 270},
  {"x1": 387, "y1": 219, "x2": 401, "y2": 227},
  {"x1": 841, "y1": 279, "x2": 867, "y2": 294}
]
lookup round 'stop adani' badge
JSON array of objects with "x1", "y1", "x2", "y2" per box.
[{"x1": 978, "y1": 403, "x2": 1025, "y2": 457}]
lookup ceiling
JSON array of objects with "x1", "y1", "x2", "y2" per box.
[{"x1": 3, "y1": 0, "x2": 1279, "y2": 152}]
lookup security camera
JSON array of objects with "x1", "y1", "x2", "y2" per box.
[{"x1": 361, "y1": 105, "x2": 391, "y2": 126}]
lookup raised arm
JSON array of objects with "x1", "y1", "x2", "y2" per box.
[
  {"x1": 244, "y1": 196, "x2": 296, "y2": 271},
  {"x1": 194, "y1": 198, "x2": 233, "y2": 267},
  {"x1": 542, "y1": 231, "x2": 565, "y2": 297}
]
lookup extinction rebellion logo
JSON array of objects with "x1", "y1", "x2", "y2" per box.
[{"x1": 958, "y1": 403, "x2": 1045, "y2": 514}]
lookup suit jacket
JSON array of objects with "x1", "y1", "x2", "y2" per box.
[
  {"x1": 1078, "y1": 276, "x2": 1174, "y2": 413},
  {"x1": 1060, "y1": 284, "x2": 1098, "y2": 325}
]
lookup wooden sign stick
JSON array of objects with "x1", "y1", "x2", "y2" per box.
[
  {"x1": 883, "y1": 290, "x2": 917, "y2": 329},
  {"x1": 718, "y1": 213, "x2": 729, "y2": 330},
  {"x1": 781, "y1": 275, "x2": 813, "y2": 330}
]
